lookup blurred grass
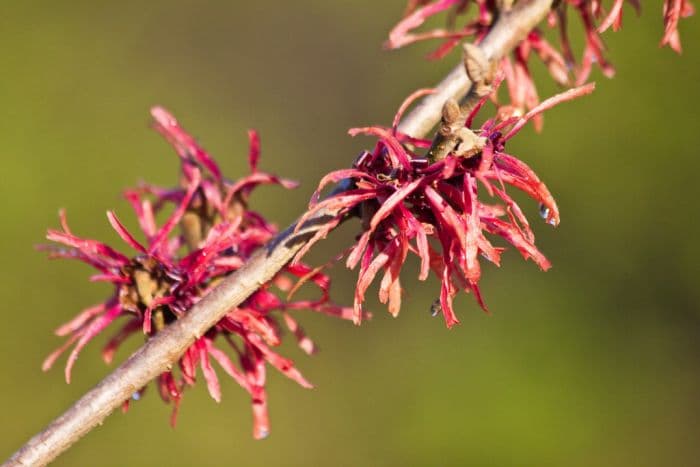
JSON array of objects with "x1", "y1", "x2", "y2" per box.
[{"x1": 1, "y1": 1, "x2": 699, "y2": 466}]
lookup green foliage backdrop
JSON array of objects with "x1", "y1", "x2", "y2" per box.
[{"x1": 1, "y1": 1, "x2": 698, "y2": 465}]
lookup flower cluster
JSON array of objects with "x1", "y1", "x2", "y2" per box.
[
  {"x1": 41, "y1": 108, "x2": 352, "y2": 438},
  {"x1": 387, "y1": 0, "x2": 693, "y2": 124},
  {"x1": 297, "y1": 81, "x2": 594, "y2": 327}
]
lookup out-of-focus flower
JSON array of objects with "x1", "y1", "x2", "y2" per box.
[
  {"x1": 297, "y1": 82, "x2": 594, "y2": 327},
  {"x1": 386, "y1": 0, "x2": 692, "y2": 120},
  {"x1": 41, "y1": 108, "x2": 352, "y2": 439},
  {"x1": 661, "y1": 0, "x2": 695, "y2": 51}
]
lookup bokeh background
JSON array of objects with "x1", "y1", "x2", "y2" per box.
[{"x1": 1, "y1": 1, "x2": 699, "y2": 466}]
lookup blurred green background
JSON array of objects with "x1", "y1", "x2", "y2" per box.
[{"x1": 1, "y1": 1, "x2": 699, "y2": 466}]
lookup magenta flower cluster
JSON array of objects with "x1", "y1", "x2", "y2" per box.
[
  {"x1": 388, "y1": 0, "x2": 693, "y2": 127},
  {"x1": 42, "y1": 108, "x2": 352, "y2": 438}
]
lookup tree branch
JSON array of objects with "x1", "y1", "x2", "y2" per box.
[
  {"x1": 397, "y1": 0, "x2": 553, "y2": 138},
  {"x1": 3, "y1": 1, "x2": 553, "y2": 465}
]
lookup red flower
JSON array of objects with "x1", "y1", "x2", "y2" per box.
[
  {"x1": 661, "y1": 0, "x2": 695, "y2": 51},
  {"x1": 41, "y1": 108, "x2": 352, "y2": 439},
  {"x1": 297, "y1": 82, "x2": 594, "y2": 327},
  {"x1": 386, "y1": 0, "x2": 692, "y2": 119}
]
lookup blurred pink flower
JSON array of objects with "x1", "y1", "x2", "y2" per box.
[
  {"x1": 386, "y1": 0, "x2": 691, "y2": 120},
  {"x1": 41, "y1": 108, "x2": 352, "y2": 439},
  {"x1": 661, "y1": 0, "x2": 695, "y2": 51}
]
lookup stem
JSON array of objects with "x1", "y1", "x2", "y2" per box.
[
  {"x1": 397, "y1": 0, "x2": 553, "y2": 138},
  {"x1": 4, "y1": 1, "x2": 553, "y2": 465}
]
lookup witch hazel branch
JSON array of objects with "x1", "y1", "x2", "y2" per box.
[{"x1": 4, "y1": 0, "x2": 692, "y2": 465}]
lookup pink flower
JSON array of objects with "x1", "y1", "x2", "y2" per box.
[
  {"x1": 386, "y1": 0, "x2": 692, "y2": 118},
  {"x1": 297, "y1": 82, "x2": 594, "y2": 327},
  {"x1": 661, "y1": 0, "x2": 695, "y2": 52},
  {"x1": 41, "y1": 108, "x2": 352, "y2": 439}
]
